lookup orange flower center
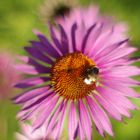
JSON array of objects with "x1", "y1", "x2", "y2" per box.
[{"x1": 51, "y1": 52, "x2": 98, "y2": 100}]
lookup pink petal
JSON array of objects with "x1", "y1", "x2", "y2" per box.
[
  {"x1": 46, "y1": 100, "x2": 64, "y2": 135},
  {"x1": 19, "y1": 123, "x2": 45, "y2": 139},
  {"x1": 15, "y1": 133, "x2": 28, "y2": 140},
  {"x1": 13, "y1": 86, "x2": 50, "y2": 104},
  {"x1": 97, "y1": 87, "x2": 133, "y2": 117},
  {"x1": 18, "y1": 92, "x2": 55, "y2": 121},
  {"x1": 99, "y1": 87, "x2": 137, "y2": 110},
  {"x1": 94, "y1": 94, "x2": 122, "y2": 121},
  {"x1": 102, "y1": 81, "x2": 140, "y2": 98},
  {"x1": 102, "y1": 76, "x2": 140, "y2": 87},
  {"x1": 52, "y1": 100, "x2": 67, "y2": 139},
  {"x1": 78, "y1": 100, "x2": 92, "y2": 140},
  {"x1": 94, "y1": 39, "x2": 128, "y2": 60},
  {"x1": 15, "y1": 77, "x2": 45, "y2": 88},
  {"x1": 17, "y1": 56, "x2": 29, "y2": 63},
  {"x1": 98, "y1": 58, "x2": 127, "y2": 68},
  {"x1": 86, "y1": 96, "x2": 113, "y2": 136},
  {"x1": 79, "y1": 121, "x2": 86, "y2": 140},
  {"x1": 15, "y1": 64, "x2": 38, "y2": 75},
  {"x1": 128, "y1": 56, "x2": 140, "y2": 64},
  {"x1": 20, "y1": 123, "x2": 32, "y2": 139},
  {"x1": 68, "y1": 101, "x2": 78, "y2": 140},
  {"x1": 32, "y1": 95, "x2": 59, "y2": 130},
  {"x1": 84, "y1": 23, "x2": 103, "y2": 56},
  {"x1": 102, "y1": 66, "x2": 140, "y2": 77},
  {"x1": 96, "y1": 47, "x2": 136, "y2": 65},
  {"x1": 87, "y1": 28, "x2": 113, "y2": 57}
]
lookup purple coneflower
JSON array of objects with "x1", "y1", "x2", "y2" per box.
[
  {"x1": 0, "y1": 53, "x2": 19, "y2": 100},
  {"x1": 16, "y1": 122, "x2": 47, "y2": 140},
  {"x1": 14, "y1": 6, "x2": 140, "y2": 140}
]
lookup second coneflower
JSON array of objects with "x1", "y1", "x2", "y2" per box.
[
  {"x1": 0, "y1": 53, "x2": 19, "y2": 100},
  {"x1": 39, "y1": 0, "x2": 78, "y2": 24},
  {"x1": 14, "y1": 6, "x2": 140, "y2": 140}
]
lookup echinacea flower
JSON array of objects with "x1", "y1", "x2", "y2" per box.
[
  {"x1": 14, "y1": 6, "x2": 140, "y2": 140},
  {"x1": 0, "y1": 53, "x2": 19, "y2": 100},
  {"x1": 39, "y1": 0, "x2": 78, "y2": 24},
  {"x1": 16, "y1": 123, "x2": 47, "y2": 140}
]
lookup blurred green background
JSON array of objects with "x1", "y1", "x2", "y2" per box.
[{"x1": 0, "y1": 0, "x2": 140, "y2": 140}]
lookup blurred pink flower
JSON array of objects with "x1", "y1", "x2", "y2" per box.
[
  {"x1": 0, "y1": 53, "x2": 20, "y2": 99},
  {"x1": 15, "y1": 123, "x2": 47, "y2": 140}
]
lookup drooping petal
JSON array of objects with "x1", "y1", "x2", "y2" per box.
[
  {"x1": 94, "y1": 39, "x2": 129, "y2": 60},
  {"x1": 68, "y1": 101, "x2": 78, "y2": 140},
  {"x1": 86, "y1": 96, "x2": 113, "y2": 136},
  {"x1": 102, "y1": 81, "x2": 140, "y2": 98},
  {"x1": 128, "y1": 56, "x2": 140, "y2": 64},
  {"x1": 15, "y1": 77, "x2": 46, "y2": 88},
  {"x1": 96, "y1": 47, "x2": 137, "y2": 65},
  {"x1": 78, "y1": 99, "x2": 92, "y2": 140},
  {"x1": 97, "y1": 87, "x2": 137, "y2": 110},
  {"x1": 21, "y1": 90, "x2": 54, "y2": 111},
  {"x1": 32, "y1": 95, "x2": 59, "y2": 130},
  {"x1": 13, "y1": 86, "x2": 50, "y2": 104},
  {"x1": 46, "y1": 100, "x2": 64, "y2": 136},
  {"x1": 97, "y1": 58, "x2": 128, "y2": 69},
  {"x1": 94, "y1": 94, "x2": 122, "y2": 121},
  {"x1": 79, "y1": 121, "x2": 86, "y2": 140},
  {"x1": 96, "y1": 87, "x2": 134, "y2": 117},
  {"x1": 52, "y1": 100, "x2": 67, "y2": 140},
  {"x1": 102, "y1": 76, "x2": 140, "y2": 87},
  {"x1": 15, "y1": 64, "x2": 38, "y2": 75},
  {"x1": 18, "y1": 92, "x2": 55, "y2": 121},
  {"x1": 102, "y1": 66, "x2": 140, "y2": 77}
]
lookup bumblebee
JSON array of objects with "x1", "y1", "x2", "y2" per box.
[{"x1": 84, "y1": 66, "x2": 99, "y2": 85}]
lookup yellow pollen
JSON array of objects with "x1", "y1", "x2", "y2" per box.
[{"x1": 51, "y1": 52, "x2": 97, "y2": 100}]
